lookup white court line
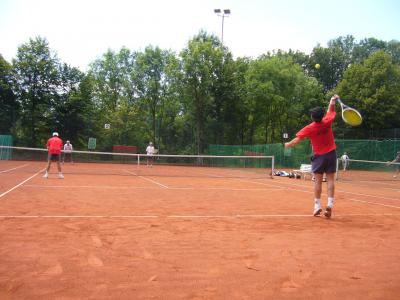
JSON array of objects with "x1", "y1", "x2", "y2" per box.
[
  {"x1": 348, "y1": 198, "x2": 400, "y2": 209},
  {"x1": 340, "y1": 190, "x2": 400, "y2": 201},
  {"x1": 22, "y1": 184, "x2": 280, "y2": 191},
  {"x1": 196, "y1": 169, "x2": 285, "y2": 191},
  {"x1": 0, "y1": 169, "x2": 44, "y2": 198},
  {"x1": 0, "y1": 213, "x2": 399, "y2": 219},
  {"x1": 338, "y1": 180, "x2": 400, "y2": 191},
  {"x1": 124, "y1": 169, "x2": 169, "y2": 188},
  {"x1": 0, "y1": 163, "x2": 30, "y2": 173},
  {"x1": 0, "y1": 215, "x2": 158, "y2": 218},
  {"x1": 242, "y1": 177, "x2": 400, "y2": 202}
]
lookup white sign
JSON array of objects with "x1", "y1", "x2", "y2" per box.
[
  {"x1": 104, "y1": 123, "x2": 111, "y2": 129},
  {"x1": 283, "y1": 133, "x2": 288, "y2": 139}
]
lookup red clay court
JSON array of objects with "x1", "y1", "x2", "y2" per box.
[{"x1": 1, "y1": 160, "x2": 400, "y2": 299}]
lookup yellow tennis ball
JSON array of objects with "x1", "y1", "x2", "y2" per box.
[{"x1": 315, "y1": 64, "x2": 320, "y2": 69}]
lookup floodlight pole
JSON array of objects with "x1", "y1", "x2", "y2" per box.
[{"x1": 214, "y1": 9, "x2": 231, "y2": 45}]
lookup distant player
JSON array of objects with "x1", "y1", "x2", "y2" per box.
[
  {"x1": 146, "y1": 142, "x2": 155, "y2": 166},
  {"x1": 387, "y1": 151, "x2": 400, "y2": 178},
  {"x1": 341, "y1": 152, "x2": 349, "y2": 171},
  {"x1": 63, "y1": 140, "x2": 73, "y2": 164},
  {"x1": 43, "y1": 132, "x2": 64, "y2": 179},
  {"x1": 285, "y1": 95, "x2": 339, "y2": 218}
]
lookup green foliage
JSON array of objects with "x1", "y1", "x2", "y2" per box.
[
  {"x1": 132, "y1": 46, "x2": 179, "y2": 151},
  {"x1": 336, "y1": 51, "x2": 400, "y2": 129},
  {"x1": 244, "y1": 55, "x2": 323, "y2": 143},
  {"x1": 12, "y1": 36, "x2": 60, "y2": 146},
  {"x1": 0, "y1": 55, "x2": 18, "y2": 134},
  {"x1": 180, "y1": 31, "x2": 223, "y2": 154},
  {"x1": 310, "y1": 45, "x2": 347, "y2": 92}
]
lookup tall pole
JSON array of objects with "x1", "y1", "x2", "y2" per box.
[
  {"x1": 221, "y1": 14, "x2": 225, "y2": 44},
  {"x1": 214, "y1": 9, "x2": 231, "y2": 45}
]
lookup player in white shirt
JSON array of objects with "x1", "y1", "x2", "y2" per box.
[
  {"x1": 146, "y1": 142, "x2": 155, "y2": 166},
  {"x1": 63, "y1": 140, "x2": 74, "y2": 164},
  {"x1": 387, "y1": 151, "x2": 400, "y2": 178},
  {"x1": 340, "y1": 152, "x2": 349, "y2": 171}
]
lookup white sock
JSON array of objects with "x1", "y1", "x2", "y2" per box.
[
  {"x1": 327, "y1": 197, "x2": 334, "y2": 208},
  {"x1": 314, "y1": 199, "x2": 321, "y2": 210}
]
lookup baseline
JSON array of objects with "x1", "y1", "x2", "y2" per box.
[
  {"x1": 22, "y1": 184, "x2": 280, "y2": 191},
  {"x1": 0, "y1": 213, "x2": 399, "y2": 219}
]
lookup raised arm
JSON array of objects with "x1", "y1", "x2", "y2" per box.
[{"x1": 328, "y1": 94, "x2": 339, "y2": 112}]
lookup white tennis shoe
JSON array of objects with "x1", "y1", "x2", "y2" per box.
[
  {"x1": 58, "y1": 173, "x2": 64, "y2": 179},
  {"x1": 313, "y1": 208, "x2": 322, "y2": 216},
  {"x1": 43, "y1": 173, "x2": 48, "y2": 178}
]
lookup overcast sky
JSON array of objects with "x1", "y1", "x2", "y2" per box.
[{"x1": 0, "y1": 0, "x2": 399, "y2": 71}]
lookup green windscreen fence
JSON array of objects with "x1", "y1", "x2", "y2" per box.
[
  {"x1": 209, "y1": 139, "x2": 400, "y2": 169},
  {"x1": 0, "y1": 135, "x2": 13, "y2": 160}
]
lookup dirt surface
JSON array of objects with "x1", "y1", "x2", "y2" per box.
[{"x1": 1, "y1": 162, "x2": 399, "y2": 299}]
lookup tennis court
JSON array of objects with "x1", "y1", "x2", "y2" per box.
[{"x1": 1, "y1": 158, "x2": 400, "y2": 299}]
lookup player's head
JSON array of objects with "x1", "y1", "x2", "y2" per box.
[
  {"x1": 53, "y1": 132, "x2": 59, "y2": 137},
  {"x1": 309, "y1": 107, "x2": 324, "y2": 122},
  {"x1": 66, "y1": 140, "x2": 70, "y2": 144},
  {"x1": 149, "y1": 142, "x2": 153, "y2": 145}
]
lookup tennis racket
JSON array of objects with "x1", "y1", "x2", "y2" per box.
[{"x1": 337, "y1": 98, "x2": 362, "y2": 126}]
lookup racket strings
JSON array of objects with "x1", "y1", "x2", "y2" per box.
[{"x1": 342, "y1": 109, "x2": 362, "y2": 126}]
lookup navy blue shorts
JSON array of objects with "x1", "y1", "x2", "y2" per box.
[
  {"x1": 48, "y1": 153, "x2": 61, "y2": 161},
  {"x1": 311, "y1": 150, "x2": 337, "y2": 174}
]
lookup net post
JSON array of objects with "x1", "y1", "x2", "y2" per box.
[
  {"x1": 271, "y1": 156, "x2": 275, "y2": 178},
  {"x1": 137, "y1": 154, "x2": 140, "y2": 166},
  {"x1": 335, "y1": 158, "x2": 339, "y2": 180}
]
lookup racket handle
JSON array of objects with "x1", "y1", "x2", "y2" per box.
[{"x1": 336, "y1": 98, "x2": 343, "y2": 105}]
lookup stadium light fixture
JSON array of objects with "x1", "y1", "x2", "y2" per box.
[{"x1": 214, "y1": 8, "x2": 231, "y2": 44}]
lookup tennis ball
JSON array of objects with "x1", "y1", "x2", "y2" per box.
[{"x1": 315, "y1": 64, "x2": 320, "y2": 69}]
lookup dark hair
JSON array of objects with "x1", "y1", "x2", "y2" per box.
[{"x1": 309, "y1": 107, "x2": 325, "y2": 122}]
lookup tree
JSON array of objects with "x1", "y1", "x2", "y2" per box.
[
  {"x1": 12, "y1": 36, "x2": 60, "y2": 146},
  {"x1": 335, "y1": 51, "x2": 400, "y2": 129},
  {"x1": 245, "y1": 54, "x2": 323, "y2": 144},
  {"x1": 89, "y1": 48, "x2": 140, "y2": 149},
  {"x1": 231, "y1": 57, "x2": 251, "y2": 145},
  {"x1": 0, "y1": 55, "x2": 18, "y2": 134},
  {"x1": 180, "y1": 31, "x2": 225, "y2": 154},
  {"x1": 387, "y1": 40, "x2": 400, "y2": 64},
  {"x1": 90, "y1": 48, "x2": 134, "y2": 112},
  {"x1": 352, "y1": 37, "x2": 388, "y2": 64},
  {"x1": 132, "y1": 46, "x2": 179, "y2": 150},
  {"x1": 53, "y1": 68, "x2": 98, "y2": 148},
  {"x1": 310, "y1": 44, "x2": 347, "y2": 93}
]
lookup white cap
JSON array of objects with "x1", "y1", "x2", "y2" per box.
[
  {"x1": 53, "y1": 132, "x2": 59, "y2": 136},
  {"x1": 66, "y1": 140, "x2": 70, "y2": 143}
]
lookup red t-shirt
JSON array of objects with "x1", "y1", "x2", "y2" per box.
[
  {"x1": 296, "y1": 109, "x2": 336, "y2": 155},
  {"x1": 47, "y1": 137, "x2": 63, "y2": 155}
]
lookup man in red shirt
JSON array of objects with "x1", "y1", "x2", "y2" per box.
[
  {"x1": 43, "y1": 132, "x2": 64, "y2": 179},
  {"x1": 285, "y1": 95, "x2": 338, "y2": 218}
]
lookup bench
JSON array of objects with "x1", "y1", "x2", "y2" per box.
[{"x1": 293, "y1": 164, "x2": 312, "y2": 180}]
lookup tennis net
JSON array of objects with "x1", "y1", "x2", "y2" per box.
[
  {"x1": 336, "y1": 158, "x2": 400, "y2": 182},
  {"x1": 0, "y1": 146, "x2": 275, "y2": 179}
]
